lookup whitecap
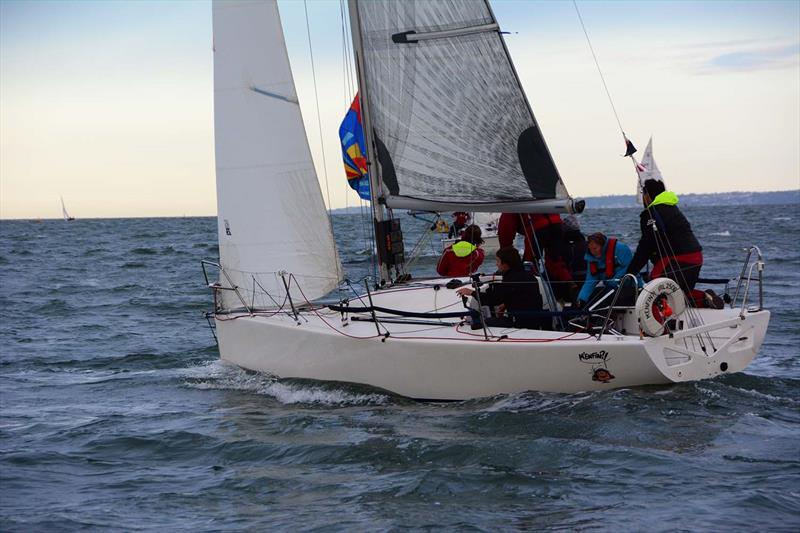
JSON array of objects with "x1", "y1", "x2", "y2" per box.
[
  {"x1": 710, "y1": 230, "x2": 731, "y2": 237},
  {"x1": 772, "y1": 216, "x2": 791, "y2": 221},
  {"x1": 181, "y1": 360, "x2": 389, "y2": 406}
]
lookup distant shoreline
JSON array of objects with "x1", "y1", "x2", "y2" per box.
[
  {"x1": 2, "y1": 189, "x2": 797, "y2": 220},
  {"x1": 330, "y1": 189, "x2": 800, "y2": 214}
]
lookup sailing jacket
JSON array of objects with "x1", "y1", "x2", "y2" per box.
[
  {"x1": 626, "y1": 191, "x2": 702, "y2": 277},
  {"x1": 479, "y1": 268, "x2": 544, "y2": 328},
  {"x1": 436, "y1": 241, "x2": 485, "y2": 277},
  {"x1": 578, "y1": 238, "x2": 637, "y2": 303}
]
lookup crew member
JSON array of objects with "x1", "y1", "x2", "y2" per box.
[
  {"x1": 437, "y1": 225, "x2": 485, "y2": 277},
  {"x1": 626, "y1": 179, "x2": 720, "y2": 308},
  {"x1": 497, "y1": 212, "x2": 574, "y2": 299},
  {"x1": 577, "y1": 232, "x2": 639, "y2": 307},
  {"x1": 456, "y1": 247, "x2": 547, "y2": 329},
  {"x1": 448, "y1": 211, "x2": 471, "y2": 238}
]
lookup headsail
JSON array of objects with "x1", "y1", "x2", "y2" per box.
[
  {"x1": 212, "y1": 0, "x2": 342, "y2": 310},
  {"x1": 350, "y1": 0, "x2": 577, "y2": 213}
]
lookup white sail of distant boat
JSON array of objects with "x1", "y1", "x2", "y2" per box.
[
  {"x1": 61, "y1": 196, "x2": 75, "y2": 221},
  {"x1": 205, "y1": 0, "x2": 770, "y2": 400},
  {"x1": 633, "y1": 137, "x2": 664, "y2": 199}
]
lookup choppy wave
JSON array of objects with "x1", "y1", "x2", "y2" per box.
[
  {"x1": 1, "y1": 208, "x2": 798, "y2": 530},
  {"x1": 130, "y1": 247, "x2": 158, "y2": 255},
  {"x1": 182, "y1": 361, "x2": 391, "y2": 406}
]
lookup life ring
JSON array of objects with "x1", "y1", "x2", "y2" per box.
[{"x1": 635, "y1": 278, "x2": 687, "y2": 337}]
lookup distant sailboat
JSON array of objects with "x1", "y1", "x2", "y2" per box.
[{"x1": 61, "y1": 196, "x2": 75, "y2": 221}]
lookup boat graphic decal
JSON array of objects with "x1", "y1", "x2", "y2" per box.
[{"x1": 578, "y1": 350, "x2": 615, "y2": 383}]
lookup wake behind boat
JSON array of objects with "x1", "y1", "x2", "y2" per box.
[{"x1": 204, "y1": 0, "x2": 769, "y2": 400}]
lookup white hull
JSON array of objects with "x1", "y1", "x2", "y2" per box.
[{"x1": 215, "y1": 281, "x2": 769, "y2": 400}]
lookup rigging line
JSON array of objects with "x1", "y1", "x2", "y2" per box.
[
  {"x1": 340, "y1": 0, "x2": 356, "y2": 102},
  {"x1": 303, "y1": 0, "x2": 341, "y2": 282},
  {"x1": 342, "y1": 0, "x2": 357, "y2": 97},
  {"x1": 572, "y1": 0, "x2": 625, "y2": 136},
  {"x1": 340, "y1": 0, "x2": 348, "y2": 107},
  {"x1": 339, "y1": 0, "x2": 350, "y2": 213}
]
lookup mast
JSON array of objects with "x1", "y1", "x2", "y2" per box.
[{"x1": 347, "y1": 0, "x2": 391, "y2": 285}]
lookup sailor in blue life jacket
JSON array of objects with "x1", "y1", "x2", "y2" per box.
[{"x1": 577, "y1": 232, "x2": 641, "y2": 308}]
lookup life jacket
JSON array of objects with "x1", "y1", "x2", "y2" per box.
[
  {"x1": 589, "y1": 238, "x2": 617, "y2": 279},
  {"x1": 531, "y1": 213, "x2": 562, "y2": 231}
]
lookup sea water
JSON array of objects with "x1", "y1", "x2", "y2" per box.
[{"x1": 1, "y1": 205, "x2": 798, "y2": 531}]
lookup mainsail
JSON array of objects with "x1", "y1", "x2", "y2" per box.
[
  {"x1": 350, "y1": 0, "x2": 575, "y2": 213},
  {"x1": 212, "y1": 0, "x2": 342, "y2": 309}
]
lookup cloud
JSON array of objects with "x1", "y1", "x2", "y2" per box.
[{"x1": 700, "y1": 42, "x2": 799, "y2": 73}]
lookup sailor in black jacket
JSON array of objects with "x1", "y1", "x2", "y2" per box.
[
  {"x1": 626, "y1": 179, "x2": 706, "y2": 303},
  {"x1": 456, "y1": 247, "x2": 546, "y2": 329}
]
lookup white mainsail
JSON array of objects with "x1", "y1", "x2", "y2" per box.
[
  {"x1": 60, "y1": 196, "x2": 74, "y2": 221},
  {"x1": 212, "y1": 0, "x2": 342, "y2": 310}
]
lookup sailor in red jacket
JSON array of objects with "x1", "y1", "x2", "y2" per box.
[
  {"x1": 497, "y1": 213, "x2": 575, "y2": 298},
  {"x1": 437, "y1": 225, "x2": 485, "y2": 277},
  {"x1": 448, "y1": 211, "x2": 471, "y2": 238}
]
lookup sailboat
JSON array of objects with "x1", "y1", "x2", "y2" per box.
[
  {"x1": 206, "y1": 0, "x2": 770, "y2": 400},
  {"x1": 60, "y1": 196, "x2": 75, "y2": 221}
]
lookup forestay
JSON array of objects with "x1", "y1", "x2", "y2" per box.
[
  {"x1": 352, "y1": 0, "x2": 573, "y2": 213},
  {"x1": 212, "y1": 0, "x2": 341, "y2": 309}
]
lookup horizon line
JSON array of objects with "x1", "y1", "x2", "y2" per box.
[{"x1": 2, "y1": 188, "x2": 798, "y2": 221}]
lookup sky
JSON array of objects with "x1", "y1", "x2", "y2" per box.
[{"x1": 1, "y1": 0, "x2": 798, "y2": 219}]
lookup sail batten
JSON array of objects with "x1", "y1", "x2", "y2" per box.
[{"x1": 392, "y1": 22, "x2": 499, "y2": 43}]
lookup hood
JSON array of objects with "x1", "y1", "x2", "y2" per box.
[
  {"x1": 452, "y1": 240, "x2": 478, "y2": 258},
  {"x1": 648, "y1": 191, "x2": 679, "y2": 208}
]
